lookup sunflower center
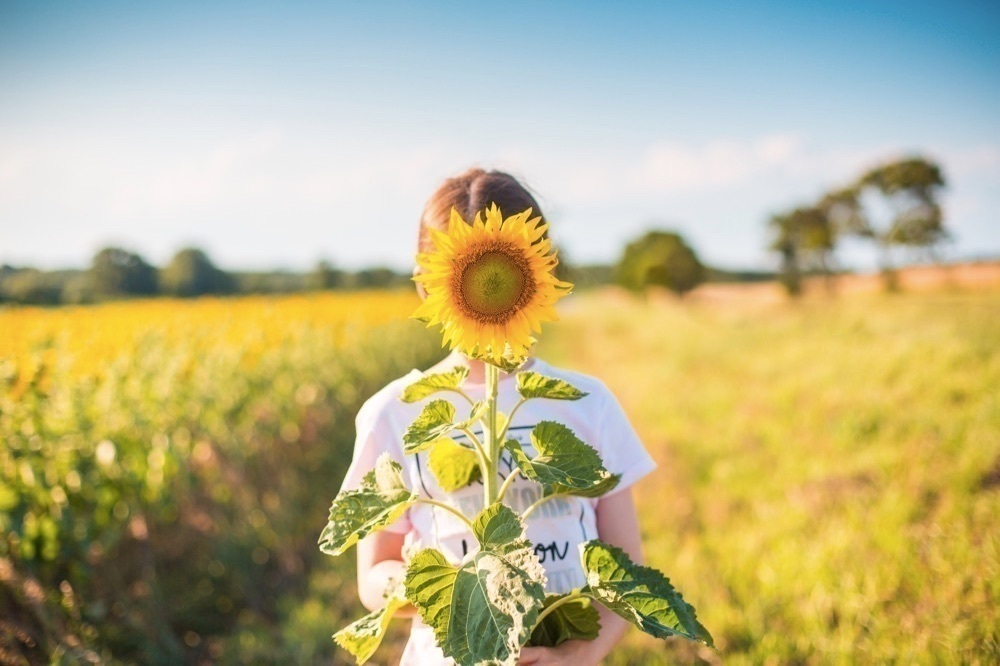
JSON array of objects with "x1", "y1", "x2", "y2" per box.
[{"x1": 453, "y1": 242, "x2": 536, "y2": 323}]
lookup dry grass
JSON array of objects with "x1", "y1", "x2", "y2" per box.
[{"x1": 539, "y1": 287, "x2": 1000, "y2": 664}]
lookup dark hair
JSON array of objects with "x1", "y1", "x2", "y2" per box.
[{"x1": 417, "y1": 168, "x2": 546, "y2": 253}]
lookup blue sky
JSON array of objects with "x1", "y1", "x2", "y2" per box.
[{"x1": 1, "y1": 1, "x2": 998, "y2": 271}]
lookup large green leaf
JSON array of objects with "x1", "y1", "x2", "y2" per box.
[
  {"x1": 428, "y1": 437, "x2": 482, "y2": 491},
  {"x1": 528, "y1": 594, "x2": 601, "y2": 647},
  {"x1": 318, "y1": 454, "x2": 417, "y2": 556},
  {"x1": 403, "y1": 400, "x2": 456, "y2": 453},
  {"x1": 404, "y1": 505, "x2": 547, "y2": 666},
  {"x1": 580, "y1": 541, "x2": 713, "y2": 647},
  {"x1": 505, "y1": 421, "x2": 619, "y2": 496},
  {"x1": 401, "y1": 367, "x2": 470, "y2": 402},
  {"x1": 516, "y1": 371, "x2": 589, "y2": 401},
  {"x1": 403, "y1": 549, "x2": 457, "y2": 649},
  {"x1": 333, "y1": 588, "x2": 408, "y2": 664}
]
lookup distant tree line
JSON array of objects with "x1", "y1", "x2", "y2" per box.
[
  {"x1": 768, "y1": 155, "x2": 948, "y2": 295},
  {"x1": 1, "y1": 240, "x2": 776, "y2": 306},
  {"x1": 0, "y1": 247, "x2": 413, "y2": 306}
]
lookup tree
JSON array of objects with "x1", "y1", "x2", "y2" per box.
[
  {"x1": 307, "y1": 260, "x2": 346, "y2": 290},
  {"x1": 354, "y1": 267, "x2": 404, "y2": 289},
  {"x1": 89, "y1": 247, "x2": 158, "y2": 297},
  {"x1": 159, "y1": 248, "x2": 231, "y2": 297},
  {"x1": 768, "y1": 206, "x2": 837, "y2": 296},
  {"x1": 818, "y1": 187, "x2": 867, "y2": 237},
  {"x1": 768, "y1": 212, "x2": 803, "y2": 297},
  {"x1": 616, "y1": 230, "x2": 704, "y2": 296},
  {"x1": 60, "y1": 273, "x2": 96, "y2": 305},
  {"x1": 853, "y1": 156, "x2": 947, "y2": 289},
  {"x1": 0, "y1": 269, "x2": 63, "y2": 304}
]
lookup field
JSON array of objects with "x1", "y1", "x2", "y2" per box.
[
  {"x1": 2, "y1": 286, "x2": 998, "y2": 664},
  {"x1": 0, "y1": 292, "x2": 444, "y2": 665},
  {"x1": 541, "y1": 288, "x2": 1000, "y2": 664}
]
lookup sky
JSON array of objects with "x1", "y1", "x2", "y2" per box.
[{"x1": 1, "y1": 1, "x2": 998, "y2": 272}]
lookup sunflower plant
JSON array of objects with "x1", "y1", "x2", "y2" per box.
[{"x1": 319, "y1": 205, "x2": 713, "y2": 665}]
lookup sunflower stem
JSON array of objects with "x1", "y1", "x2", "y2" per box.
[
  {"x1": 415, "y1": 498, "x2": 476, "y2": 531},
  {"x1": 522, "y1": 493, "x2": 565, "y2": 521},
  {"x1": 530, "y1": 590, "x2": 591, "y2": 629},
  {"x1": 459, "y1": 427, "x2": 491, "y2": 488},
  {"x1": 497, "y1": 468, "x2": 521, "y2": 503},
  {"x1": 446, "y1": 388, "x2": 476, "y2": 407},
  {"x1": 484, "y1": 362, "x2": 501, "y2": 506},
  {"x1": 498, "y1": 396, "x2": 528, "y2": 443},
  {"x1": 458, "y1": 427, "x2": 487, "y2": 462}
]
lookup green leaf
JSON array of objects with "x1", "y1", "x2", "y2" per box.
[
  {"x1": 528, "y1": 594, "x2": 601, "y2": 647},
  {"x1": 401, "y1": 367, "x2": 470, "y2": 402},
  {"x1": 403, "y1": 400, "x2": 489, "y2": 455},
  {"x1": 580, "y1": 541, "x2": 713, "y2": 647},
  {"x1": 547, "y1": 473, "x2": 621, "y2": 499},
  {"x1": 428, "y1": 437, "x2": 481, "y2": 491},
  {"x1": 472, "y1": 503, "x2": 525, "y2": 552},
  {"x1": 318, "y1": 454, "x2": 417, "y2": 556},
  {"x1": 403, "y1": 549, "x2": 456, "y2": 644},
  {"x1": 490, "y1": 355, "x2": 528, "y2": 373},
  {"x1": 403, "y1": 400, "x2": 456, "y2": 453},
  {"x1": 505, "y1": 422, "x2": 620, "y2": 497},
  {"x1": 516, "y1": 371, "x2": 589, "y2": 401},
  {"x1": 467, "y1": 399, "x2": 489, "y2": 425},
  {"x1": 463, "y1": 344, "x2": 530, "y2": 373},
  {"x1": 404, "y1": 505, "x2": 547, "y2": 666},
  {"x1": 333, "y1": 587, "x2": 408, "y2": 664}
]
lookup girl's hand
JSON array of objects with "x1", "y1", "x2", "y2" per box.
[{"x1": 519, "y1": 640, "x2": 599, "y2": 666}]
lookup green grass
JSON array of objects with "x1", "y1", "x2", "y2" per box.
[{"x1": 537, "y1": 289, "x2": 1000, "y2": 664}]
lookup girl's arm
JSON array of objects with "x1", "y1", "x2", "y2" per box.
[
  {"x1": 356, "y1": 531, "x2": 416, "y2": 617},
  {"x1": 520, "y1": 488, "x2": 643, "y2": 665}
]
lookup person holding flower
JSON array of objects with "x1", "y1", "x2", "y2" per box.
[{"x1": 340, "y1": 168, "x2": 662, "y2": 664}]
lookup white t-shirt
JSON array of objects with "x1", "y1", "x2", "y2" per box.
[{"x1": 338, "y1": 352, "x2": 658, "y2": 665}]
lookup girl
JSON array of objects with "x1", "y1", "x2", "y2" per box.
[{"x1": 340, "y1": 168, "x2": 657, "y2": 665}]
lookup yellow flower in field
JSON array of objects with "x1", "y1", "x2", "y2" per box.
[{"x1": 412, "y1": 204, "x2": 573, "y2": 366}]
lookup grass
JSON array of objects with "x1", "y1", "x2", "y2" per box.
[
  {"x1": 3, "y1": 287, "x2": 996, "y2": 664},
  {"x1": 536, "y1": 288, "x2": 1000, "y2": 664}
]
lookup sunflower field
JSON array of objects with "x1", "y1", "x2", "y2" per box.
[
  {"x1": 2, "y1": 287, "x2": 998, "y2": 664},
  {"x1": 1, "y1": 291, "x2": 444, "y2": 664}
]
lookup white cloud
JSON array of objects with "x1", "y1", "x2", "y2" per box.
[
  {"x1": 636, "y1": 133, "x2": 806, "y2": 192},
  {"x1": 107, "y1": 129, "x2": 286, "y2": 216}
]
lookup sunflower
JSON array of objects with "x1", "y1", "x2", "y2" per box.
[{"x1": 412, "y1": 204, "x2": 573, "y2": 366}]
